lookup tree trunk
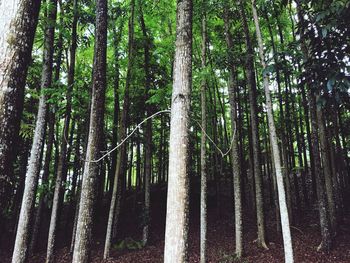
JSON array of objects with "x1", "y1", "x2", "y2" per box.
[
  {"x1": 251, "y1": 1, "x2": 294, "y2": 262},
  {"x1": 72, "y1": 0, "x2": 107, "y2": 261},
  {"x1": 224, "y1": 9, "x2": 243, "y2": 258},
  {"x1": 0, "y1": 0, "x2": 41, "y2": 221},
  {"x1": 46, "y1": 1, "x2": 78, "y2": 261},
  {"x1": 11, "y1": 1, "x2": 57, "y2": 262},
  {"x1": 163, "y1": 0, "x2": 192, "y2": 261},
  {"x1": 139, "y1": 5, "x2": 153, "y2": 246},
  {"x1": 104, "y1": 0, "x2": 135, "y2": 258},
  {"x1": 200, "y1": 6, "x2": 207, "y2": 262},
  {"x1": 238, "y1": 0, "x2": 267, "y2": 249},
  {"x1": 29, "y1": 111, "x2": 55, "y2": 255}
]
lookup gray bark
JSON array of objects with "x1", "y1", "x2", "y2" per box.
[
  {"x1": 46, "y1": 1, "x2": 78, "y2": 261},
  {"x1": 238, "y1": 0, "x2": 267, "y2": 249},
  {"x1": 12, "y1": 1, "x2": 57, "y2": 262},
  {"x1": 200, "y1": 7, "x2": 207, "y2": 263},
  {"x1": 103, "y1": 0, "x2": 135, "y2": 258},
  {"x1": 72, "y1": 0, "x2": 107, "y2": 261},
  {"x1": 0, "y1": 0, "x2": 41, "y2": 219},
  {"x1": 139, "y1": 5, "x2": 152, "y2": 246},
  {"x1": 251, "y1": 1, "x2": 294, "y2": 262},
  {"x1": 163, "y1": 0, "x2": 192, "y2": 262},
  {"x1": 224, "y1": 9, "x2": 243, "y2": 258}
]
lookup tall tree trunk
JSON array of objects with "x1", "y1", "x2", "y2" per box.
[
  {"x1": 72, "y1": 0, "x2": 107, "y2": 261},
  {"x1": 108, "y1": 19, "x2": 124, "y2": 199},
  {"x1": 139, "y1": 5, "x2": 153, "y2": 246},
  {"x1": 104, "y1": 0, "x2": 135, "y2": 258},
  {"x1": 200, "y1": 6, "x2": 207, "y2": 262},
  {"x1": 296, "y1": 0, "x2": 332, "y2": 250},
  {"x1": 29, "y1": 111, "x2": 55, "y2": 255},
  {"x1": 238, "y1": 0, "x2": 267, "y2": 249},
  {"x1": 224, "y1": 9, "x2": 243, "y2": 258},
  {"x1": 316, "y1": 103, "x2": 336, "y2": 234},
  {"x1": 0, "y1": 0, "x2": 41, "y2": 222},
  {"x1": 46, "y1": 1, "x2": 78, "y2": 261},
  {"x1": 163, "y1": 0, "x2": 192, "y2": 261},
  {"x1": 251, "y1": 1, "x2": 294, "y2": 262},
  {"x1": 12, "y1": 1, "x2": 57, "y2": 262}
]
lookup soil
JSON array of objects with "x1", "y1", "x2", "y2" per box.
[{"x1": 1, "y1": 186, "x2": 350, "y2": 263}]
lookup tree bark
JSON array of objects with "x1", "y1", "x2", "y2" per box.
[
  {"x1": 224, "y1": 9, "x2": 243, "y2": 258},
  {"x1": 163, "y1": 0, "x2": 192, "y2": 261},
  {"x1": 72, "y1": 0, "x2": 107, "y2": 261},
  {"x1": 139, "y1": 5, "x2": 153, "y2": 246},
  {"x1": 251, "y1": 1, "x2": 294, "y2": 262},
  {"x1": 12, "y1": 1, "x2": 57, "y2": 262},
  {"x1": 46, "y1": 1, "x2": 78, "y2": 261},
  {"x1": 104, "y1": 0, "x2": 135, "y2": 258},
  {"x1": 238, "y1": 0, "x2": 267, "y2": 249},
  {"x1": 200, "y1": 6, "x2": 207, "y2": 262},
  {"x1": 0, "y1": 0, "x2": 41, "y2": 221}
]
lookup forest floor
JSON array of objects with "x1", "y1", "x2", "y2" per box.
[{"x1": 2, "y1": 185, "x2": 350, "y2": 263}]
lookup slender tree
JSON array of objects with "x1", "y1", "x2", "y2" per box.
[
  {"x1": 104, "y1": 0, "x2": 135, "y2": 258},
  {"x1": 224, "y1": 7, "x2": 243, "y2": 258},
  {"x1": 72, "y1": 0, "x2": 107, "y2": 261},
  {"x1": 163, "y1": 0, "x2": 193, "y2": 261},
  {"x1": 12, "y1": 1, "x2": 58, "y2": 262},
  {"x1": 200, "y1": 4, "x2": 208, "y2": 263},
  {"x1": 238, "y1": 0, "x2": 267, "y2": 249},
  {"x1": 46, "y1": 0, "x2": 78, "y2": 261},
  {"x1": 251, "y1": 0, "x2": 294, "y2": 262},
  {"x1": 139, "y1": 4, "x2": 152, "y2": 246}
]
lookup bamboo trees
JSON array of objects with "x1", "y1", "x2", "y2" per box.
[
  {"x1": 163, "y1": 0, "x2": 192, "y2": 261},
  {"x1": 251, "y1": 0, "x2": 293, "y2": 262},
  {"x1": 72, "y1": 0, "x2": 107, "y2": 261}
]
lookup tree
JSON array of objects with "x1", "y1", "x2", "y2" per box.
[
  {"x1": 251, "y1": 0, "x2": 293, "y2": 262},
  {"x1": 72, "y1": 0, "x2": 107, "y2": 261},
  {"x1": 46, "y1": 0, "x2": 78, "y2": 261},
  {"x1": 0, "y1": 0, "x2": 41, "y2": 222},
  {"x1": 199, "y1": 3, "x2": 208, "y2": 263},
  {"x1": 103, "y1": 0, "x2": 135, "y2": 258},
  {"x1": 224, "y1": 6, "x2": 243, "y2": 258},
  {"x1": 238, "y1": 0, "x2": 267, "y2": 249},
  {"x1": 163, "y1": 0, "x2": 192, "y2": 262},
  {"x1": 12, "y1": 1, "x2": 58, "y2": 262}
]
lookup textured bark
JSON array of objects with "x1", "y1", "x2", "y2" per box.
[
  {"x1": 316, "y1": 102, "x2": 336, "y2": 234},
  {"x1": 12, "y1": 1, "x2": 57, "y2": 262},
  {"x1": 251, "y1": 1, "x2": 294, "y2": 262},
  {"x1": 238, "y1": 0, "x2": 267, "y2": 249},
  {"x1": 72, "y1": 0, "x2": 107, "y2": 261},
  {"x1": 264, "y1": 11, "x2": 293, "y2": 220},
  {"x1": 0, "y1": 0, "x2": 41, "y2": 219},
  {"x1": 224, "y1": 9, "x2": 243, "y2": 258},
  {"x1": 200, "y1": 7, "x2": 207, "y2": 263},
  {"x1": 164, "y1": 0, "x2": 192, "y2": 261},
  {"x1": 309, "y1": 92, "x2": 332, "y2": 251},
  {"x1": 296, "y1": 0, "x2": 332, "y2": 250},
  {"x1": 108, "y1": 19, "x2": 123, "y2": 198},
  {"x1": 46, "y1": 1, "x2": 78, "y2": 261},
  {"x1": 104, "y1": 0, "x2": 135, "y2": 258},
  {"x1": 139, "y1": 5, "x2": 152, "y2": 246},
  {"x1": 29, "y1": 111, "x2": 55, "y2": 255}
]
